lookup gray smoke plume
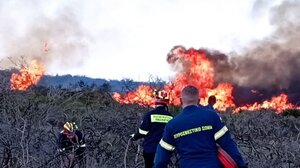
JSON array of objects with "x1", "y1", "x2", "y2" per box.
[
  {"x1": 210, "y1": 0, "x2": 300, "y2": 91},
  {"x1": 166, "y1": 0, "x2": 300, "y2": 104},
  {"x1": 0, "y1": 1, "x2": 90, "y2": 69}
]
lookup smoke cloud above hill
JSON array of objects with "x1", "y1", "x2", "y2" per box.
[
  {"x1": 205, "y1": 0, "x2": 300, "y2": 91},
  {"x1": 0, "y1": 1, "x2": 90, "y2": 69}
]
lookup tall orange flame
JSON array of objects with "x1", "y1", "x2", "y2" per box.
[
  {"x1": 10, "y1": 60, "x2": 45, "y2": 91},
  {"x1": 114, "y1": 47, "x2": 235, "y2": 111}
]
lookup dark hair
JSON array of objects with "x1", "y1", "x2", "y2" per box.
[{"x1": 208, "y1": 95, "x2": 216, "y2": 106}]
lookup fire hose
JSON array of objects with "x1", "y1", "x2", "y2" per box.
[
  {"x1": 38, "y1": 137, "x2": 136, "y2": 168},
  {"x1": 124, "y1": 137, "x2": 142, "y2": 168},
  {"x1": 37, "y1": 152, "x2": 62, "y2": 168},
  {"x1": 37, "y1": 145, "x2": 86, "y2": 168},
  {"x1": 123, "y1": 137, "x2": 132, "y2": 168}
]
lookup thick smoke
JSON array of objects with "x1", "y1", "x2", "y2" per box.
[
  {"x1": 0, "y1": 1, "x2": 90, "y2": 70},
  {"x1": 167, "y1": 0, "x2": 300, "y2": 104},
  {"x1": 168, "y1": 0, "x2": 300, "y2": 90},
  {"x1": 203, "y1": 1, "x2": 300, "y2": 90},
  {"x1": 227, "y1": 0, "x2": 300, "y2": 90},
  {"x1": 210, "y1": 0, "x2": 300, "y2": 104}
]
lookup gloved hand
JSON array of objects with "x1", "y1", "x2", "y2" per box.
[
  {"x1": 58, "y1": 148, "x2": 65, "y2": 153},
  {"x1": 130, "y1": 133, "x2": 137, "y2": 141},
  {"x1": 76, "y1": 144, "x2": 86, "y2": 148}
]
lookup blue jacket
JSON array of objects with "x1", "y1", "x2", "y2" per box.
[
  {"x1": 204, "y1": 104, "x2": 214, "y2": 110},
  {"x1": 135, "y1": 105, "x2": 173, "y2": 153},
  {"x1": 154, "y1": 105, "x2": 246, "y2": 168}
]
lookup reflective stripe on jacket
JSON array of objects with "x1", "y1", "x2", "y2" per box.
[
  {"x1": 139, "y1": 105, "x2": 173, "y2": 153},
  {"x1": 155, "y1": 105, "x2": 246, "y2": 168}
]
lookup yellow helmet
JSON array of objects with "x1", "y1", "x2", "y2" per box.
[{"x1": 64, "y1": 122, "x2": 76, "y2": 132}]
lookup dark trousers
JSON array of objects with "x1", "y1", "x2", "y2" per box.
[
  {"x1": 143, "y1": 151, "x2": 155, "y2": 168},
  {"x1": 61, "y1": 148, "x2": 85, "y2": 168}
]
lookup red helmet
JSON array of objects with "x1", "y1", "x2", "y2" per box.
[{"x1": 153, "y1": 89, "x2": 170, "y2": 105}]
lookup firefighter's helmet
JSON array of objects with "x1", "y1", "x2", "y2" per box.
[
  {"x1": 153, "y1": 89, "x2": 170, "y2": 105},
  {"x1": 63, "y1": 121, "x2": 78, "y2": 132}
]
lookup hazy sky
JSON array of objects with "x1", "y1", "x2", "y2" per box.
[{"x1": 0, "y1": 0, "x2": 283, "y2": 81}]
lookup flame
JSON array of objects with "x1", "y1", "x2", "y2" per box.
[
  {"x1": 234, "y1": 94, "x2": 294, "y2": 113},
  {"x1": 163, "y1": 47, "x2": 215, "y2": 105},
  {"x1": 113, "y1": 46, "x2": 298, "y2": 113},
  {"x1": 43, "y1": 41, "x2": 49, "y2": 53},
  {"x1": 10, "y1": 60, "x2": 45, "y2": 91},
  {"x1": 204, "y1": 83, "x2": 235, "y2": 111},
  {"x1": 114, "y1": 47, "x2": 234, "y2": 111},
  {"x1": 113, "y1": 85, "x2": 154, "y2": 106}
]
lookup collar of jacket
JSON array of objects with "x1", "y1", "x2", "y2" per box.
[
  {"x1": 155, "y1": 105, "x2": 167, "y2": 109},
  {"x1": 181, "y1": 105, "x2": 199, "y2": 114}
]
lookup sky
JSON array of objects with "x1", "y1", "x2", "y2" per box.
[{"x1": 0, "y1": 0, "x2": 283, "y2": 81}]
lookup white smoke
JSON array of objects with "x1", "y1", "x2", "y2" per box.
[{"x1": 0, "y1": 0, "x2": 90, "y2": 70}]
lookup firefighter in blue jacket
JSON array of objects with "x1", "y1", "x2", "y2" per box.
[
  {"x1": 154, "y1": 85, "x2": 247, "y2": 168},
  {"x1": 131, "y1": 90, "x2": 173, "y2": 168},
  {"x1": 206, "y1": 95, "x2": 216, "y2": 110}
]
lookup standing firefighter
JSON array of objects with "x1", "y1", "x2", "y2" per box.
[
  {"x1": 131, "y1": 90, "x2": 173, "y2": 168},
  {"x1": 206, "y1": 95, "x2": 217, "y2": 110},
  {"x1": 154, "y1": 85, "x2": 247, "y2": 168},
  {"x1": 58, "y1": 121, "x2": 86, "y2": 168},
  {"x1": 205, "y1": 95, "x2": 241, "y2": 167}
]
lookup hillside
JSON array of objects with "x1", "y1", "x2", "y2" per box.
[
  {"x1": 38, "y1": 74, "x2": 123, "y2": 92},
  {"x1": 0, "y1": 69, "x2": 167, "y2": 94},
  {"x1": 0, "y1": 85, "x2": 299, "y2": 168}
]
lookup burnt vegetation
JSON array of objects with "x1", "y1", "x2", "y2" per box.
[{"x1": 0, "y1": 76, "x2": 300, "y2": 168}]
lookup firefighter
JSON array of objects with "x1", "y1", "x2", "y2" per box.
[
  {"x1": 58, "y1": 121, "x2": 86, "y2": 168},
  {"x1": 131, "y1": 89, "x2": 173, "y2": 168},
  {"x1": 154, "y1": 85, "x2": 247, "y2": 168},
  {"x1": 206, "y1": 95, "x2": 217, "y2": 110}
]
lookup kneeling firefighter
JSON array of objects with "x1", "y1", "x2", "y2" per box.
[{"x1": 58, "y1": 121, "x2": 86, "y2": 168}]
